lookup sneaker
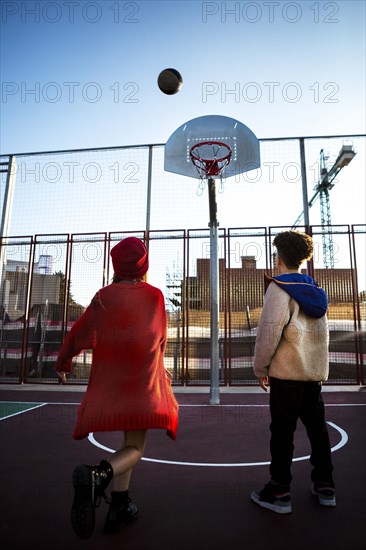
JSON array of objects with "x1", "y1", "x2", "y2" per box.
[
  {"x1": 311, "y1": 482, "x2": 336, "y2": 507},
  {"x1": 103, "y1": 496, "x2": 138, "y2": 534},
  {"x1": 71, "y1": 461, "x2": 113, "y2": 539},
  {"x1": 251, "y1": 482, "x2": 292, "y2": 514}
]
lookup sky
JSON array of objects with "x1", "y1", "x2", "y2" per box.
[
  {"x1": 0, "y1": 0, "x2": 365, "y2": 304},
  {"x1": 1, "y1": 0, "x2": 365, "y2": 152},
  {"x1": 1, "y1": 1, "x2": 365, "y2": 226}
]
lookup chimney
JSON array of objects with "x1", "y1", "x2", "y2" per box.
[{"x1": 241, "y1": 256, "x2": 256, "y2": 269}]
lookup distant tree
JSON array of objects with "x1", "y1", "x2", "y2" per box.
[{"x1": 54, "y1": 271, "x2": 79, "y2": 306}]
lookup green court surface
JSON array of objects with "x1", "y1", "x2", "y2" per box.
[{"x1": 0, "y1": 401, "x2": 45, "y2": 420}]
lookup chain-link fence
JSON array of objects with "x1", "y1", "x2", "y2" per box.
[
  {"x1": 0, "y1": 226, "x2": 364, "y2": 385},
  {"x1": 0, "y1": 136, "x2": 365, "y2": 385}
]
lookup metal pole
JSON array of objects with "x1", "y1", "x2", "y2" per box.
[
  {"x1": 0, "y1": 156, "x2": 16, "y2": 284},
  {"x1": 299, "y1": 138, "x2": 310, "y2": 229},
  {"x1": 0, "y1": 155, "x2": 16, "y2": 237},
  {"x1": 0, "y1": 156, "x2": 16, "y2": 330},
  {"x1": 208, "y1": 177, "x2": 220, "y2": 405},
  {"x1": 145, "y1": 146, "x2": 153, "y2": 250}
]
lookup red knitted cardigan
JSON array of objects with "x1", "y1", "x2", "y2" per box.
[{"x1": 55, "y1": 281, "x2": 178, "y2": 440}]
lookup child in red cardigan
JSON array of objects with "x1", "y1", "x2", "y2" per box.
[{"x1": 56, "y1": 237, "x2": 178, "y2": 538}]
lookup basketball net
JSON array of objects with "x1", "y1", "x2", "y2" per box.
[{"x1": 190, "y1": 141, "x2": 232, "y2": 179}]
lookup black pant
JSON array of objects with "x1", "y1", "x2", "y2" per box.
[{"x1": 269, "y1": 377, "x2": 334, "y2": 487}]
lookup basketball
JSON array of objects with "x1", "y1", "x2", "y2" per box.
[{"x1": 157, "y1": 68, "x2": 183, "y2": 95}]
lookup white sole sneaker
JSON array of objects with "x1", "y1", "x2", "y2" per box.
[
  {"x1": 251, "y1": 490, "x2": 292, "y2": 514},
  {"x1": 311, "y1": 484, "x2": 336, "y2": 507}
]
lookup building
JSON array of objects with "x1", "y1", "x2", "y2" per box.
[
  {"x1": 189, "y1": 256, "x2": 355, "y2": 311},
  {"x1": 1, "y1": 256, "x2": 61, "y2": 319}
]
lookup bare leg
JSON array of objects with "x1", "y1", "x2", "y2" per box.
[{"x1": 108, "y1": 430, "x2": 147, "y2": 492}]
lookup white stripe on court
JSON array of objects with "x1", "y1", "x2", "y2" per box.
[
  {"x1": 0, "y1": 402, "x2": 47, "y2": 421},
  {"x1": 1, "y1": 401, "x2": 364, "y2": 408},
  {"x1": 88, "y1": 419, "x2": 349, "y2": 468},
  {"x1": 177, "y1": 403, "x2": 366, "y2": 407},
  {"x1": 0, "y1": 400, "x2": 360, "y2": 464}
]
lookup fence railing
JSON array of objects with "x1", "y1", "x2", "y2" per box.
[{"x1": 0, "y1": 226, "x2": 364, "y2": 385}]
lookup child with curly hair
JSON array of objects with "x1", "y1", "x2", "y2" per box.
[{"x1": 250, "y1": 230, "x2": 335, "y2": 514}]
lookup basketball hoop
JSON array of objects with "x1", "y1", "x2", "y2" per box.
[
  {"x1": 190, "y1": 141, "x2": 232, "y2": 178},
  {"x1": 164, "y1": 115, "x2": 260, "y2": 406}
]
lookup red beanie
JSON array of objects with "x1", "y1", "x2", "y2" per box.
[{"x1": 110, "y1": 237, "x2": 149, "y2": 279}]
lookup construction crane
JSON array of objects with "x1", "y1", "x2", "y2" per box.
[{"x1": 292, "y1": 144, "x2": 356, "y2": 268}]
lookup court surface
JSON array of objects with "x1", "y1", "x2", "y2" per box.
[{"x1": 1, "y1": 386, "x2": 365, "y2": 550}]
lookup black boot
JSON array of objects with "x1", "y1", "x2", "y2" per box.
[
  {"x1": 103, "y1": 491, "x2": 138, "y2": 534},
  {"x1": 93, "y1": 460, "x2": 114, "y2": 500},
  {"x1": 71, "y1": 460, "x2": 114, "y2": 539}
]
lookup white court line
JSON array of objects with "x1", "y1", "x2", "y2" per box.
[
  {"x1": 177, "y1": 404, "x2": 366, "y2": 407},
  {"x1": 0, "y1": 401, "x2": 359, "y2": 464},
  {"x1": 88, "y1": 414, "x2": 350, "y2": 468},
  {"x1": 323, "y1": 404, "x2": 366, "y2": 407},
  {"x1": 0, "y1": 402, "x2": 47, "y2": 421},
  {"x1": 0, "y1": 401, "x2": 366, "y2": 409}
]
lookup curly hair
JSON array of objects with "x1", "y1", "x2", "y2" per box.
[{"x1": 273, "y1": 230, "x2": 314, "y2": 269}]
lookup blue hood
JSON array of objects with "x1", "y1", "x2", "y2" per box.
[{"x1": 265, "y1": 273, "x2": 328, "y2": 319}]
